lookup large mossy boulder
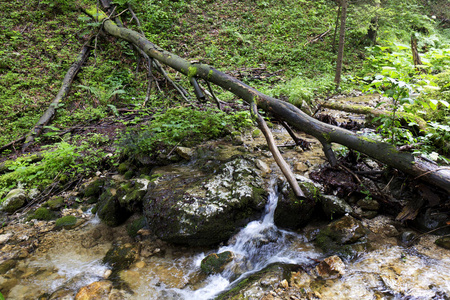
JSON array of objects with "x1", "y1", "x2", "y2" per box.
[
  {"x1": 0, "y1": 188, "x2": 27, "y2": 213},
  {"x1": 143, "y1": 158, "x2": 267, "y2": 246}
]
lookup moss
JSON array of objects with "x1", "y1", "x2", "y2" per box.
[
  {"x1": 126, "y1": 216, "x2": 147, "y2": 238},
  {"x1": 252, "y1": 129, "x2": 261, "y2": 138},
  {"x1": 28, "y1": 207, "x2": 57, "y2": 221},
  {"x1": 200, "y1": 251, "x2": 233, "y2": 274},
  {"x1": 124, "y1": 170, "x2": 134, "y2": 179},
  {"x1": 54, "y1": 215, "x2": 77, "y2": 230},
  {"x1": 118, "y1": 162, "x2": 131, "y2": 174},
  {"x1": 187, "y1": 66, "x2": 198, "y2": 78},
  {"x1": 85, "y1": 6, "x2": 110, "y2": 22},
  {"x1": 83, "y1": 178, "x2": 105, "y2": 198},
  {"x1": 103, "y1": 244, "x2": 138, "y2": 272},
  {"x1": 45, "y1": 196, "x2": 64, "y2": 210}
]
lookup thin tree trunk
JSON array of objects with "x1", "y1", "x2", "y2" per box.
[
  {"x1": 84, "y1": 6, "x2": 450, "y2": 194},
  {"x1": 334, "y1": 0, "x2": 347, "y2": 89},
  {"x1": 22, "y1": 40, "x2": 91, "y2": 151}
]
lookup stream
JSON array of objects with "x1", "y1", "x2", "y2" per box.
[{"x1": 2, "y1": 180, "x2": 450, "y2": 299}]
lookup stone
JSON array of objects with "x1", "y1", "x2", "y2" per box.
[
  {"x1": 103, "y1": 243, "x2": 139, "y2": 272},
  {"x1": 413, "y1": 208, "x2": 450, "y2": 235},
  {"x1": 315, "y1": 215, "x2": 370, "y2": 257},
  {"x1": 1, "y1": 188, "x2": 27, "y2": 213},
  {"x1": 294, "y1": 162, "x2": 309, "y2": 172},
  {"x1": 255, "y1": 159, "x2": 271, "y2": 175},
  {"x1": 273, "y1": 180, "x2": 317, "y2": 230},
  {"x1": 0, "y1": 233, "x2": 12, "y2": 244},
  {"x1": 0, "y1": 259, "x2": 16, "y2": 274},
  {"x1": 45, "y1": 196, "x2": 65, "y2": 210},
  {"x1": 357, "y1": 198, "x2": 380, "y2": 211},
  {"x1": 97, "y1": 188, "x2": 132, "y2": 227},
  {"x1": 143, "y1": 158, "x2": 267, "y2": 246},
  {"x1": 320, "y1": 195, "x2": 353, "y2": 218},
  {"x1": 54, "y1": 215, "x2": 78, "y2": 230},
  {"x1": 315, "y1": 255, "x2": 346, "y2": 278},
  {"x1": 176, "y1": 146, "x2": 195, "y2": 160},
  {"x1": 75, "y1": 281, "x2": 112, "y2": 300},
  {"x1": 117, "y1": 178, "x2": 150, "y2": 212},
  {"x1": 126, "y1": 216, "x2": 147, "y2": 238},
  {"x1": 200, "y1": 251, "x2": 233, "y2": 274},
  {"x1": 435, "y1": 237, "x2": 450, "y2": 250},
  {"x1": 82, "y1": 178, "x2": 105, "y2": 198}
]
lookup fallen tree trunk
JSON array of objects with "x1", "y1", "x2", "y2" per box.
[
  {"x1": 22, "y1": 40, "x2": 92, "y2": 151},
  {"x1": 85, "y1": 6, "x2": 450, "y2": 194},
  {"x1": 320, "y1": 101, "x2": 428, "y2": 131}
]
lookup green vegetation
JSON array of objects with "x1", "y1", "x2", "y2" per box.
[{"x1": 0, "y1": 0, "x2": 449, "y2": 201}]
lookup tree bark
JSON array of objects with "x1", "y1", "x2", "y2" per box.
[
  {"x1": 22, "y1": 41, "x2": 91, "y2": 151},
  {"x1": 84, "y1": 6, "x2": 450, "y2": 194},
  {"x1": 334, "y1": 0, "x2": 347, "y2": 89}
]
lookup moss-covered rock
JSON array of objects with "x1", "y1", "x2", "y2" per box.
[
  {"x1": 82, "y1": 178, "x2": 106, "y2": 201},
  {"x1": 274, "y1": 179, "x2": 319, "y2": 229},
  {"x1": 435, "y1": 237, "x2": 450, "y2": 250},
  {"x1": 201, "y1": 251, "x2": 233, "y2": 274},
  {"x1": 103, "y1": 243, "x2": 139, "y2": 272},
  {"x1": 0, "y1": 188, "x2": 27, "y2": 213},
  {"x1": 54, "y1": 215, "x2": 77, "y2": 230},
  {"x1": 126, "y1": 216, "x2": 147, "y2": 238},
  {"x1": 143, "y1": 158, "x2": 267, "y2": 246},
  {"x1": 44, "y1": 196, "x2": 65, "y2": 210},
  {"x1": 97, "y1": 188, "x2": 132, "y2": 227},
  {"x1": 117, "y1": 178, "x2": 150, "y2": 212},
  {"x1": 315, "y1": 215, "x2": 370, "y2": 258},
  {"x1": 28, "y1": 207, "x2": 57, "y2": 221}
]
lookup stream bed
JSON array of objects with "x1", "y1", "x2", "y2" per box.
[{"x1": 1, "y1": 188, "x2": 449, "y2": 299}]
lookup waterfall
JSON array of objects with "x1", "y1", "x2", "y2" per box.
[{"x1": 172, "y1": 181, "x2": 320, "y2": 299}]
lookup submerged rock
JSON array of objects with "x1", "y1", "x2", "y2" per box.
[
  {"x1": 103, "y1": 243, "x2": 139, "y2": 272},
  {"x1": 201, "y1": 251, "x2": 233, "y2": 274},
  {"x1": 143, "y1": 158, "x2": 267, "y2": 246},
  {"x1": 319, "y1": 194, "x2": 353, "y2": 218},
  {"x1": 75, "y1": 281, "x2": 113, "y2": 300},
  {"x1": 315, "y1": 215, "x2": 370, "y2": 257},
  {"x1": 314, "y1": 255, "x2": 346, "y2": 279},
  {"x1": 435, "y1": 237, "x2": 450, "y2": 250}
]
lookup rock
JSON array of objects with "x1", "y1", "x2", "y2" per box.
[
  {"x1": 357, "y1": 198, "x2": 380, "y2": 211},
  {"x1": 54, "y1": 215, "x2": 78, "y2": 230},
  {"x1": 435, "y1": 237, "x2": 450, "y2": 250},
  {"x1": 315, "y1": 215, "x2": 369, "y2": 257},
  {"x1": 75, "y1": 281, "x2": 113, "y2": 300},
  {"x1": 143, "y1": 158, "x2": 267, "y2": 246},
  {"x1": 0, "y1": 233, "x2": 12, "y2": 244},
  {"x1": 315, "y1": 255, "x2": 346, "y2": 278},
  {"x1": 103, "y1": 243, "x2": 139, "y2": 272},
  {"x1": 82, "y1": 178, "x2": 106, "y2": 199},
  {"x1": 117, "y1": 178, "x2": 150, "y2": 212},
  {"x1": 28, "y1": 207, "x2": 57, "y2": 221},
  {"x1": 1, "y1": 188, "x2": 27, "y2": 213},
  {"x1": 413, "y1": 208, "x2": 450, "y2": 235},
  {"x1": 97, "y1": 188, "x2": 132, "y2": 227},
  {"x1": 273, "y1": 180, "x2": 317, "y2": 229},
  {"x1": 359, "y1": 210, "x2": 378, "y2": 219},
  {"x1": 319, "y1": 195, "x2": 353, "y2": 218},
  {"x1": 176, "y1": 146, "x2": 195, "y2": 160},
  {"x1": 294, "y1": 162, "x2": 309, "y2": 172},
  {"x1": 45, "y1": 196, "x2": 65, "y2": 210},
  {"x1": 255, "y1": 159, "x2": 271, "y2": 175},
  {"x1": 200, "y1": 251, "x2": 233, "y2": 274},
  {"x1": 0, "y1": 259, "x2": 16, "y2": 274},
  {"x1": 126, "y1": 215, "x2": 147, "y2": 238},
  {"x1": 290, "y1": 270, "x2": 312, "y2": 289}
]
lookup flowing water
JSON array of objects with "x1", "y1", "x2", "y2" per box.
[{"x1": 2, "y1": 185, "x2": 450, "y2": 299}]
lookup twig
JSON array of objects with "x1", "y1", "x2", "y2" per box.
[
  {"x1": 279, "y1": 120, "x2": 311, "y2": 150},
  {"x1": 204, "y1": 80, "x2": 223, "y2": 110},
  {"x1": 304, "y1": 28, "x2": 331, "y2": 47}
]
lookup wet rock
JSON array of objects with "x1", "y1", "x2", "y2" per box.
[
  {"x1": 216, "y1": 263, "x2": 288, "y2": 300},
  {"x1": 117, "y1": 178, "x2": 150, "y2": 212},
  {"x1": 315, "y1": 215, "x2": 370, "y2": 257},
  {"x1": 200, "y1": 251, "x2": 233, "y2": 274},
  {"x1": 0, "y1": 233, "x2": 12, "y2": 244},
  {"x1": 176, "y1": 146, "x2": 195, "y2": 160},
  {"x1": 97, "y1": 188, "x2": 132, "y2": 227},
  {"x1": 356, "y1": 198, "x2": 380, "y2": 211},
  {"x1": 290, "y1": 270, "x2": 312, "y2": 289},
  {"x1": 54, "y1": 215, "x2": 78, "y2": 230},
  {"x1": 413, "y1": 208, "x2": 450, "y2": 235},
  {"x1": 126, "y1": 215, "x2": 147, "y2": 238},
  {"x1": 315, "y1": 255, "x2": 346, "y2": 279},
  {"x1": 75, "y1": 280, "x2": 113, "y2": 300},
  {"x1": 103, "y1": 243, "x2": 139, "y2": 272},
  {"x1": 319, "y1": 195, "x2": 353, "y2": 218},
  {"x1": 435, "y1": 237, "x2": 450, "y2": 250},
  {"x1": 274, "y1": 180, "x2": 317, "y2": 229},
  {"x1": 255, "y1": 159, "x2": 271, "y2": 175},
  {"x1": 143, "y1": 158, "x2": 267, "y2": 246},
  {"x1": 0, "y1": 259, "x2": 16, "y2": 274},
  {"x1": 1, "y1": 188, "x2": 27, "y2": 213}
]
